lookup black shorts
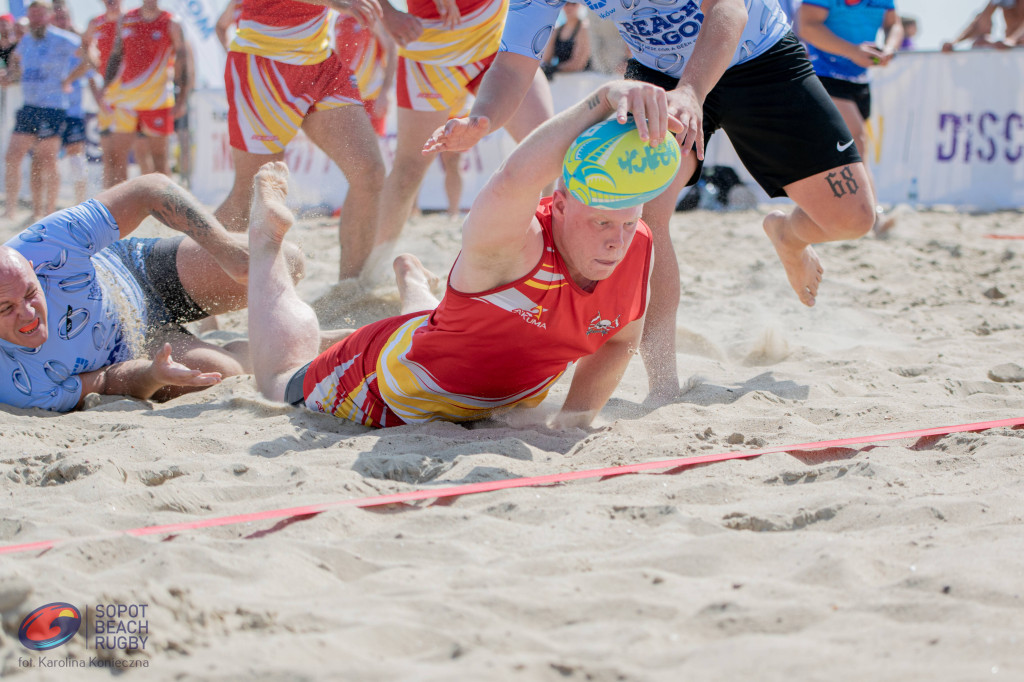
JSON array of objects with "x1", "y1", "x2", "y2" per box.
[
  {"x1": 61, "y1": 116, "x2": 87, "y2": 147},
  {"x1": 174, "y1": 115, "x2": 189, "y2": 133},
  {"x1": 625, "y1": 32, "x2": 861, "y2": 198},
  {"x1": 106, "y1": 235, "x2": 208, "y2": 330},
  {"x1": 284, "y1": 361, "x2": 311, "y2": 407},
  {"x1": 818, "y1": 77, "x2": 872, "y2": 120},
  {"x1": 13, "y1": 105, "x2": 65, "y2": 140}
]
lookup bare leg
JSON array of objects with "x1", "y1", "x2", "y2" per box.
[
  {"x1": 373, "y1": 107, "x2": 451, "y2": 249},
  {"x1": 103, "y1": 133, "x2": 135, "y2": 188},
  {"x1": 502, "y1": 68, "x2": 555, "y2": 142},
  {"x1": 393, "y1": 253, "x2": 441, "y2": 315},
  {"x1": 831, "y1": 98, "x2": 894, "y2": 237},
  {"x1": 144, "y1": 135, "x2": 171, "y2": 176},
  {"x1": 215, "y1": 148, "x2": 285, "y2": 232},
  {"x1": 4, "y1": 134, "x2": 35, "y2": 218},
  {"x1": 763, "y1": 162, "x2": 875, "y2": 306},
  {"x1": 30, "y1": 137, "x2": 61, "y2": 218},
  {"x1": 176, "y1": 124, "x2": 192, "y2": 187},
  {"x1": 64, "y1": 142, "x2": 88, "y2": 204},
  {"x1": 440, "y1": 151, "x2": 463, "y2": 218},
  {"x1": 302, "y1": 105, "x2": 386, "y2": 280},
  {"x1": 246, "y1": 161, "x2": 322, "y2": 402}
]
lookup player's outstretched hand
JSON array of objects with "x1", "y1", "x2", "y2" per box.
[
  {"x1": 337, "y1": 0, "x2": 384, "y2": 29},
  {"x1": 851, "y1": 42, "x2": 886, "y2": 68},
  {"x1": 422, "y1": 116, "x2": 491, "y2": 154},
  {"x1": 149, "y1": 343, "x2": 223, "y2": 388}
]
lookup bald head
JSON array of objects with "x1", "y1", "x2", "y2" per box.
[{"x1": 0, "y1": 246, "x2": 49, "y2": 348}]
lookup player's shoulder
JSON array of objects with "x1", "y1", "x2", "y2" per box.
[{"x1": 48, "y1": 26, "x2": 82, "y2": 47}]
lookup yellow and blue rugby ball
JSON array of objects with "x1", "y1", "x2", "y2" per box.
[{"x1": 562, "y1": 117, "x2": 681, "y2": 210}]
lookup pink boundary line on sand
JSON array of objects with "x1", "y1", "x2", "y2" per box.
[
  {"x1": 984, "y1": 235, "x2": 1024, "y2": 240},
  {"x1": 3, "y1": 417, "x2": 1023, "y2": 556}
]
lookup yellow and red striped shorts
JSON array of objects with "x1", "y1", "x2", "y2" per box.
[{"x1": 225, "y1": 50, "x2": 361, "y2": 154}]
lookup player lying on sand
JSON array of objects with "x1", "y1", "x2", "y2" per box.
[
  {"x1": 0, "y1": 174, "x2": 303, "y2": 412},
  {"x1": 247, "y1": 81, "x2": 683, "y2": 428}
]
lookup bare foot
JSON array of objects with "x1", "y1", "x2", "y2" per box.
[
  {"x1": 763, "y1": 211, "x2": 823, "y2": 307},
  {"x1": 248, "y1": 162, "x2": 295, "y2": 245},
  {"x1": 394, "y1": 253, "x2": 442, "y2": 314}
]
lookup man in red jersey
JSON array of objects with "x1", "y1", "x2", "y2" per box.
[
  {"x1": 83, "y1": 0, "x2": 189, "y2": 186},
  {"x1": 244, "y1": 81, "x2": 680, "y2": 429},
  {"x1": 215, "y1": 0, "x2": 391, "y2": 282}
]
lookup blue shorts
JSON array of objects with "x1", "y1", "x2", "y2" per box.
[
  {"x1": 13, "y1": 105, "x2": 66, "y2": 140},
  {"x1": 103, "y1": 236, "x2": 207, "y2": 330},
  {"x1": 61, "y1": 116, "x2": 87, "y2": 146}
]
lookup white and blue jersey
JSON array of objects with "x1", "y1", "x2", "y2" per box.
[
  {"x1": 0, "y1": 201, "x2": 146, "y2": 412},
  {"x1": 501, "y1": 0, "x2": 791, "y2": 78},
  {"x1": 14, "y1": 27, "x2": 81, "y2": 110},
  {"x1": 803, "y1": 0, "x2": 893, "y2": 83}
]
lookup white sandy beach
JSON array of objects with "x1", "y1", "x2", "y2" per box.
[{"x1": 2, "y1": 204, "x2": 1024, "y2": 680}]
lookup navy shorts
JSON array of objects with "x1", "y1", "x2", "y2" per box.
[
  {"x1": 61, "y1": 116, "x2": 87, "y2": 147},
  {"x1": 13, "y1": 105, "x2": 66, "y2": 140},
  {"x1": 818, "y1": 77, "x2": 872, "y2": 121},
  {"x1": 625, "y1": 32, "x2": 861, "y2": 198},
  {"x1": 104, "y1": 236, "x2": 207, "y2": 330}
]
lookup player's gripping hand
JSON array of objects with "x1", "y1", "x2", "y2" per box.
[
  {"x1": 422, "y1": 116, "x2": 491, "y2": 155},
  {"x1": 430, "y1": 0, "x2": 462, "y2": 30},
  {"x1": 335, "y1": 0, "x2": 384, "y2": 29},
  {"x1": 381, "y1": 2, "x2": 423, "y2": 46},
  {"x1": 603, "y1": 80, "x2": 684, "y2": 149}
]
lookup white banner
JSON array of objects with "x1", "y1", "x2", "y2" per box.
[{"x1": 704, "y1": 49, "x2": 1024, "y2": 210}]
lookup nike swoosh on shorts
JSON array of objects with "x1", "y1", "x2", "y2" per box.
[{"x1": 837, "y1": 139, "x2": 855, "y2": 152}]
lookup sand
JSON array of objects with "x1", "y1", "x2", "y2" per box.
[{"x1": 2, "y1": 204, "x2": 1024, "y2": 680}]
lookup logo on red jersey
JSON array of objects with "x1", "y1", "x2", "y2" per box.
[
  {"x1": 586, "y1": 311, "x2": 620, "y2": 336},
  {"x1": 513, "y1": 305, "x2": 547, "y2": 330}
]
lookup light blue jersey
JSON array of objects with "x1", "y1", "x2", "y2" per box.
[
  {"x1": 14, "y1": 27, "x2": 81, "y2": 110},
  {"x1": 803, "y1": 0, "x2": 893, "y2": 83},
  {"x1": 501, "y1": 0, "x2": 791, "y2": 78},
  {"x1": 0, "y1": 201, "x2": 147, "y2": 412}
]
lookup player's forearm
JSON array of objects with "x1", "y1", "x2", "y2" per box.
[
  {"x1": 675, "y1": 0, "x2": 746, "y2": 100},
  {"x1": 799, "y1": 20, "x2": 860, "y2": 60},
  {"x1": 148, "y1": 179, "x2": 234, "y2": 249},
  {"x1": 76, "y1": 360, "x2": 163, "y2": 408},
  {"x1": 469, "y1": 51, "x2": 540, "y2": 131},
  {"x1": 882, "y1": 14, "x2": 904, "y2": 54},
  {"x1": 499, "y1": 82, "x2": 616, "y2": 192},
  {"x1": 558, "y1": 333, "x2": 638, "y2": 426}
]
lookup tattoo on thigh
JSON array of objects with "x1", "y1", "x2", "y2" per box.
[
  {"x1": 825, "y1": 166, "x2": 859, "y2": 198},
  {"x1": 151, "y1": 185, "x2": 214, "y2": 237}
]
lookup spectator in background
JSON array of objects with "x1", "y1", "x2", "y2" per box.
[
  {"x1": 800, "y1": 0, "x2": 903, "y2": 236},
  {"x1": 541, "y1": 3, "x2": 592, "y2": 79},
  {"x1": 51, "y1": 0, "x2": 89, "y2": 204},
  {"x1": 899, "y1": 15, "x2": 917, "y2": 50},
  {"x1": 943, "y1": 1, "x2": 1024, "y2": 51},
  {"x1": 0, "y1": 14, "x2": 18, "y2": 68},
  {"x1": 2, "y1": 1, "x2": 80, "y2": 220}
]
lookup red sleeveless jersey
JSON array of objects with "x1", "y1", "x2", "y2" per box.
[
  {"x1": 105, "y1": 9, "x2": 175, "y2": 110},
  {"x1": 303, "y1": 197, "x2": 652, "y2": 426},
  {"x1": 232, "y1": 0, "x2": 331, "y2": 65}
]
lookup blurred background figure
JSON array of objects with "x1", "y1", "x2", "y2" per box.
[
  {"x1": 942, "y1": 0, "x2": 1024, "y2": 51},
  {"x1": 800, "y1": 0, "x2": 903, "y2": 236},
  {"x1": 899, "y1": 15, "x2": 918, "y2": 50},
  {"x1": 0, "y1": 13, "x2": 19, "y2": 68},
  {"x1": 2, "y1": 1, "x2": 79, "y2": 220},
  {"x1": 51, "y1": 0, "x2": 89, "y2": 204},
  {"x1": 541, "y1": 2, "x2": 592, "y2": 79}
]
